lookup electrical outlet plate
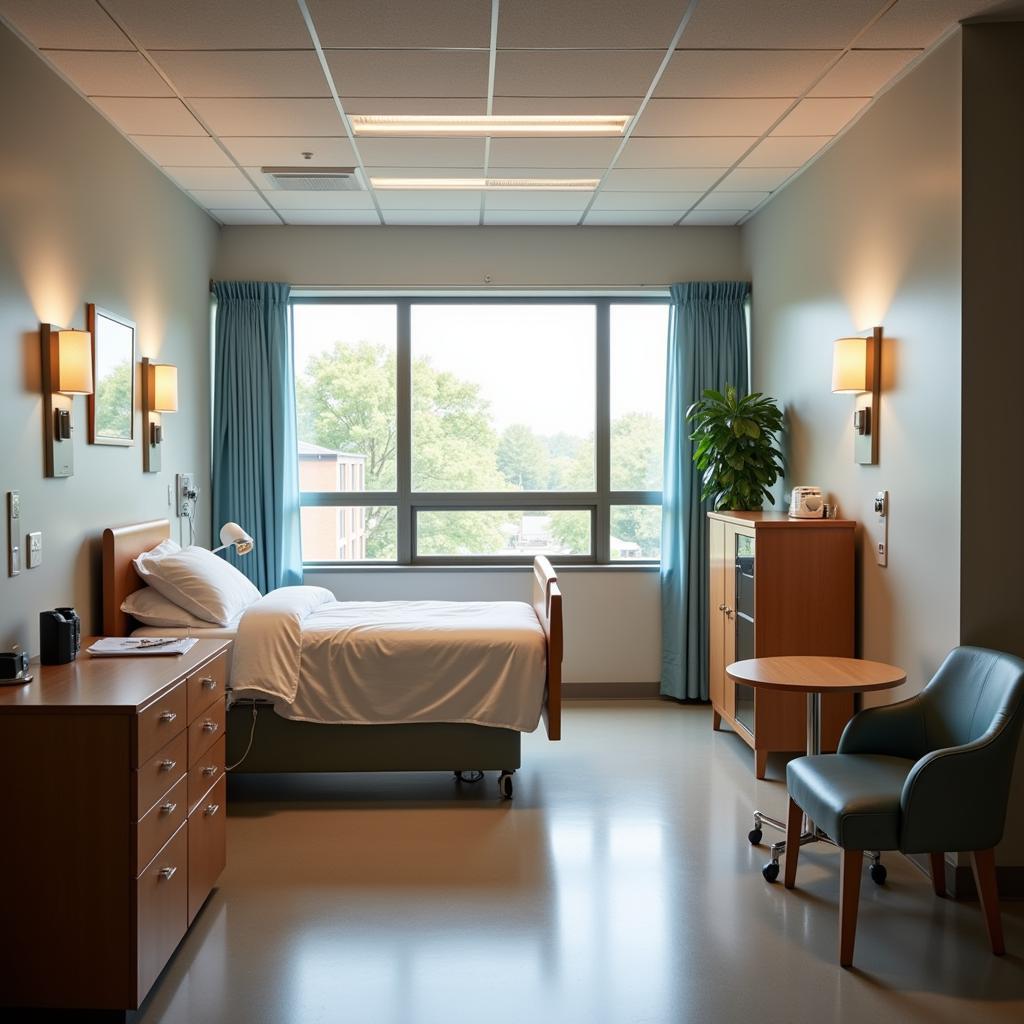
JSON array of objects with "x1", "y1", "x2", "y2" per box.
[
  {"x1": 873, "y1": 490, "x2": 888, "y2": 567},
  {"x1": 176, "y1": 472, "x2": 197, "y2": 519},
  {"x1": 27, "y1": 532, "x2": 41, "y2": 568}
]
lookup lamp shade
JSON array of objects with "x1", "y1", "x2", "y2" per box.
[
  {"x1": 219, "y1": 521, "x2": 254, "y2": 555},
  {"x1": 56, "y1": 330, "x2": 94, "y2": 394},
  {"x1": 831, "y1": 337, "x2": 869, "y2": 394},
  {"x1": 152, "y1": 363, "x2": 178, "y2": 412}
]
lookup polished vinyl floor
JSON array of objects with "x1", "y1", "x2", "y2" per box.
[{"x1": 138, "y1": 702, "x2": 1023, "y2": 1024}]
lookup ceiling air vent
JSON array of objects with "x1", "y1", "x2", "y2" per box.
[{"x1": 260, "y1": 166, "x2": 364, "y2": 191}]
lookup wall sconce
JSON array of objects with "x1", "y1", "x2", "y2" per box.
[
  {"x1": 40, "y1": 324, "x2": 94, "y2": 478},
  {"x1": 141, "y1": 357, "x2": 178, "y2": 473},
  {"x1": 832, "y1": 325, "x2": 882, "y2": 465}
]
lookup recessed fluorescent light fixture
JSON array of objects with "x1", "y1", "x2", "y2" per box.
[
  {"x1": 351, "y1": 114, "x2": 630, "y2": 136},
  {"x1": 371, "y1": 177, "x2": 599, "y2": 191}
]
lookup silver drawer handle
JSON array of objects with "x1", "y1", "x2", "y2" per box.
[
  {"x1": 159, "y1": 866, "x2": 177, "y2": 881},
  {"x1": 201, "y1": 765, "x2": 218, "y2": 777},
  {"x1": 201, "y1": 720, "x2": 219, "y2": 733},
  {"x1": 158, "y1": 710, "x2": 177, "y2": 723},
  {"x1": 159, "y1": 801, "x2": 177, "y2": 815},
  {"x1": 204, "y1": 803, "x2": 221, "y2": 816},
  {"x1": 200, "y1": 677, "x2": 217, "y2": 690},
  {"x1": 159, "y1": 759, "x2": 177, "y2": 772}
]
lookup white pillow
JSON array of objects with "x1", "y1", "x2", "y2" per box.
[
  {"x1": 121, "y1": 586, "x2": 237, "y2": 629},
  {"x1": 134, "y1": 544, "x2": 261, "y2": 626}
]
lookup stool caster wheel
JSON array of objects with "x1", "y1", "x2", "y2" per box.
[
  {"x1": 762, "y1": 861, "x2": 780, "y2": 883},
  {"x1": 748, "y1": 828, "x2": 763, "y2": 846},
  {"x1": 498, "y1": 770, "x2": 514, "y2": 800},
  {"x1": 869, "y1": 862, "x2": 887, "y2": 885}
]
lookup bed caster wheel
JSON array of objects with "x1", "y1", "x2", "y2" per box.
[
  {"x1": 762, "y1": 861, "x2": 780, "y2": 883},
  {"x1": 454, "y1": 770, "x2": 483, "y2": 784},
  {"x1": 498, "y1": 771, "x2": 514, "y2": 800},
  {"x1": 748, "y1": 828, "x2": 763, "y2": 846},
  {"x1": 869, "y1": 862, "x2": 887, "y2": 885}
]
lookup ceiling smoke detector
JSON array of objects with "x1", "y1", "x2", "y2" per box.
[{"x1": 260, "y1": 166, "x2": 364, "y2": 191}]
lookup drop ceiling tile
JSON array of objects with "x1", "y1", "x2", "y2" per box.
[
  {"x1": 488, "y1": 138, "x2": 621, "y2": 167},
  {"x1": 483, "y1": 210, "x2": 583, "y2": 225},
  {"x1": 307, "y1": 0, "x2": 491, "y2": 47},
  {"x1": 680, "y1": 0, "x2": 884, "y2": 48},
  {"x1": 498, "y1": 0, "x2": 685, "y2": 48},
  {"x1": 189, "y1": 189, "x2": 268, "y2": 210},
  {"x1": 102, "y1": 0, "x2": 312, "y2": 48},
  {"x1": 327, "y1": 50, "x2": 488, "y2": 99},
  {"x1": 604, "y1": 168, "x2": 725, "y2": 191},
  {"x1": 617, "y1": 137, "x2": 755, "y2": 167},
  {"x1": 376, "y1": 190, "x2": 482, "y2": 210},
  {"x1": 368, "y1": 166, "x2": 484, "y2": 180},
  {"x1": 0, "y1": 0, "x2": 132, "y2": 48},
  {"x1": 655, "y1": 50, "x2": 836, "y2": 99},
  {"x1": 91, "y1": 97, "x2": 205, "y2": 136},
  {"x1": 283, "y1": 210, "x2": 382, "y2": 225},
  {"x1": 357, "y1": 138, "x2": 486, "y2": 167},
  {"x1": 190, "y1": 98, "x2": 341, "y2": 136},
  {"x1": 482, "y1": 191, "x2": 591, "y2": 211},
  {"x1": 210, "y1": 209, "x2": 282, "y2": 225},
  {"x1": 43, "y1": 51, "x2": 172, "y2": 97},
  {"x1": 152, "y1": 50, "x2": 328, "y2": 99},
  {"x1": 164, "y1": 166, "x2": 253, "y2": 190},
  {"x1": 683, "y1": 210, "x2": 747, "y2": 226},
  {"x1": 383, "y1": 210, "x2": 481, "y2": 225},
  {"x1": 491, "y1": 97, "x2": 641, "y2": 117},
  {"x1": 809, "y1": 50, "x2": 921, "y2": 97},
  {"x1": 344, "y1": 98, "x2": 487, "y2": 115},
  {"x1": 130, "y1": 135, "x2": 231, "y2": 166},
  {"x1": 740, "y1": 136, "x2": 830, "y2": 167},
  {"x1": 494, "y1": 50, "x2": 663, "y2": 97},
  {"x1": 695, "y1": 191, "x2": 769, "y2": 211},
  {"x1": 584, "y1": 210, "x2": 682, "y2": 226},
  {"x1": 774, "y1": 97, "x2": 868, "y2": 136},
  {"x1": 591, "y1": 191, "x2": 700, "y2": 212},
  {"x1": 633, "y1": 98, "x2": 791, "y2": 137},
  {"x1": 857, "y1": 0, "x2": 997, "y2": 48},
  {"x1": 267, "y1": 191, "x2": 377, "y2": 211},
  {"x1": 719, "y1": 167, "x2": 797, "y2": 191},
  {"x1": 487, "y1": 166, "x2": 603, "y2": 180},
  {"x1": 221, "y1": 137, "x2": 357, "y2": 166}
]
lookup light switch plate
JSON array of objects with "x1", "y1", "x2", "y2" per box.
[
  {"x1": 27, "y1": 531, "x2": 42, "y2": 568},
  {"x1": 7, "y1": 491, "x2": 20, "y2": 576},
  {"x1": 873, "y1": 490, "x2": 888, "y2": 567}
]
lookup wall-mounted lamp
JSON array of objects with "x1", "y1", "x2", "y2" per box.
[
  {"x1": 211, "y1": 522, "x2": 254, "y2": 556},
  {"x1": 41, "y1": 324, "x2": 94, "y2": 477},
  {"x1": 142, "y1": 357, "x2": 178, "y2": 473},
  {"x1": 832, "y1": 326, "x2": 882, "y2": 465}
]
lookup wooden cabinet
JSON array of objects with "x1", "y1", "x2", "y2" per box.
[
  {"x1": 708, "y1": 511, "x2": 855, "y2": 778},
  {"x1": 0, "y1": 639, "x2": 230, "y2": 1013}
]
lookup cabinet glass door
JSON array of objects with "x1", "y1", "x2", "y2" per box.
[{"x1": 734, "y1": 533, "x2": 755, "y2": 733}]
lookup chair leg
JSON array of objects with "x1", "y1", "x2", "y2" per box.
[
  {"x1": 929, "y1": 852, "x2": 947, "y2": 898},
  {"x1": 839, "y1": 848, "x2": 863, "y2": 968},
  {"x1": 784, "y1": 797, "x2": 803, "y2": 889},
  {"x1": 755, "y1": 748, "x2": 768, "y2": 780},
  {"x1": 970, "y1": 849, "x2": 1005, "y2": 956}
]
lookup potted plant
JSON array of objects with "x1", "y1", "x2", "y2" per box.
[{"x1": 687, "y1": 386, "x2": 784, "y2": 510}]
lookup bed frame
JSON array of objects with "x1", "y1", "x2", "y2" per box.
[{"x1": 102, "y1": 520, "x2": 563, "y2": 794}]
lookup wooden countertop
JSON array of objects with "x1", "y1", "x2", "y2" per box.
[
  {"x1": 707, "y1": 510, "x2": 855, "y2": 528},
  {"x1": 0, "y1": 638, "x2": 231, "y2": 714}
]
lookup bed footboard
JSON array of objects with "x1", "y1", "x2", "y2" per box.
[{"x1": 532, "y1": 556, "x2": 562, "y2": 740}]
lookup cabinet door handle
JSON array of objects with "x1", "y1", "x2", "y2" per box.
[
  {"x1": 724, "y1": 606, "x2": 734, "y2": 618},
  {"x1": 158, "y1": 710, "x2": 177, "y2": 723},
  {"x1": 201, "y1": 765, "x2": 218, "y2": 777},
  {"x1": 159, "y1": 866, "x2": 177, "y2": 881},
  {"x1": 159, "y1": 759, "x2": 177, "y2": 772},
  {"x1": 201, "y1": 720, "x2": 219, "y2": 733},
  {"x1": 204, "y1": 803, "x2": 221, "y2": 817},
  {"x1": 718, "y1": 603, "x2": 727, "y2": 612},
  {"x1": 159, "y1": 801, "x2": 177, "y2": 816},
  {"x1": 200, "y1": 676, "x2": 217, "y2": 690}
]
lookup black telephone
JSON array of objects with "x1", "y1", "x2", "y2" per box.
[{"x1": 39, "y1": 607, "x2": 80, "y2": 665}]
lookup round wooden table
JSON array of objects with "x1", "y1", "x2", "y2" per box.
[{"x1": 726, "y1": 656, "x2": 906, "y2": 882}]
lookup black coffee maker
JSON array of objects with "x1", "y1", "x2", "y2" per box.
[{"x1": 40, "y1": 607, "x2": 81, "y2": 665}]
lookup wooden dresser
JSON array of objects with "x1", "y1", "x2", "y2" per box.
[
  {"x1": 708, "y1": 511, "x2": 855, "y2": 778},
  {"x1": 0, "y1": 639, "x2": 230, "y2": 1013}
]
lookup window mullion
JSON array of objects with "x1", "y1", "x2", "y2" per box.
[
  {"x1": 396, "y1": 300, "x2": 412, "y2": 563},
  {"x1": 595, "y1": 300, "x2": 611, "y2": 564}
]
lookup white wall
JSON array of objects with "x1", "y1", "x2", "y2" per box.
[{"x1": 0, "y1": 24, "x2": 218, "y2": 653}]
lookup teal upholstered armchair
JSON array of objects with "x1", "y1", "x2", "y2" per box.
[{"x1": 784, "y1": 646, "x2": 1024, "y2": 967}]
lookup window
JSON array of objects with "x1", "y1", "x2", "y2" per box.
[{"x1": 294, "y1": 297, "x2": 666, "y2": 565}]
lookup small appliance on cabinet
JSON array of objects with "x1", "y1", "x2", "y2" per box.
[{"x1": 708, "y1": 511, "x2": 855, "y2": 778}]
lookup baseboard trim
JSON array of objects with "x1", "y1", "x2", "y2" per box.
[
  {"x1": 562, "y1": 681, "x2": 661, "y2": 699},
  {"x1": 905, "y1": 852, "x2": 1024, "y2": 900}
]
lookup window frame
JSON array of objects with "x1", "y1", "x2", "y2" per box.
[{"x1": 293, "y1": 294, "x2": 667, "y2": 567}]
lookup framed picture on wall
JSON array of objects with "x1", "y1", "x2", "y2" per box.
[{"x1": 87, "y1": 304, "x2": 136, "y2": 446}]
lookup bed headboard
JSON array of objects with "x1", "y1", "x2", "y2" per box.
[
  {"x1": 532, "y1": 556, "x2": 563, "y2": 741},
  {"x1": 102, "y1": 519, "x2": 171, "y2": 636}
]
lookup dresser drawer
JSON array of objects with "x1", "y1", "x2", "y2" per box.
[
  {"x1": 188, "y1": 699, "x2": 225, "y2": 767},
  {"x1": 136, "y1": 730, "x2": 188, "y2": 821},
  {"x1": 136, "y1": 822, "x2": 188, "y2": 1006},
  {"x1": 188, "y1": 736, "x2": 225, "y2": 814},
  {"x1": 136, "y1": 683, "x2": 187, "y2": 766},
  {"x1": 188, "y1": 775, "x2": 226, "y2": 925},
  {"x1": 135, "y1": 775, "x2": 186, "y2": 875},
  {"x1": 187, "y1": 653, "x2": 228, "y2": 723}
]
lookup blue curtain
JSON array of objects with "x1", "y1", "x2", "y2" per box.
[
  {"x1": 661, "y1": 282, "x2": 751, "y2": 701},
  {"x1": 212, "y1": 281, "x2": 302, "y2": 593}
]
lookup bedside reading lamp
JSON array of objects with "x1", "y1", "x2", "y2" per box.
[
  {"x1": 142, "y1": 358, "x2": 178, "y2": 473},
  {"x1": 41, "y1": 325, "x2": 94, "y2": 478},
  {"x1": 212, "y1": 522, "x2": 254, "y2": 556}
]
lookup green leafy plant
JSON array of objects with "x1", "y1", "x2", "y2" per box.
[{"x1": 687, "y1": 386, "x2": 784, "y2": 510}]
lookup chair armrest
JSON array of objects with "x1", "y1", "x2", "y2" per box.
[
  {"x1": 837, "y1": 695, "x2": 926, "y2": 758},
  {"x1": 899, "y1": 730, "x2": 1012, "y2": 853}
]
